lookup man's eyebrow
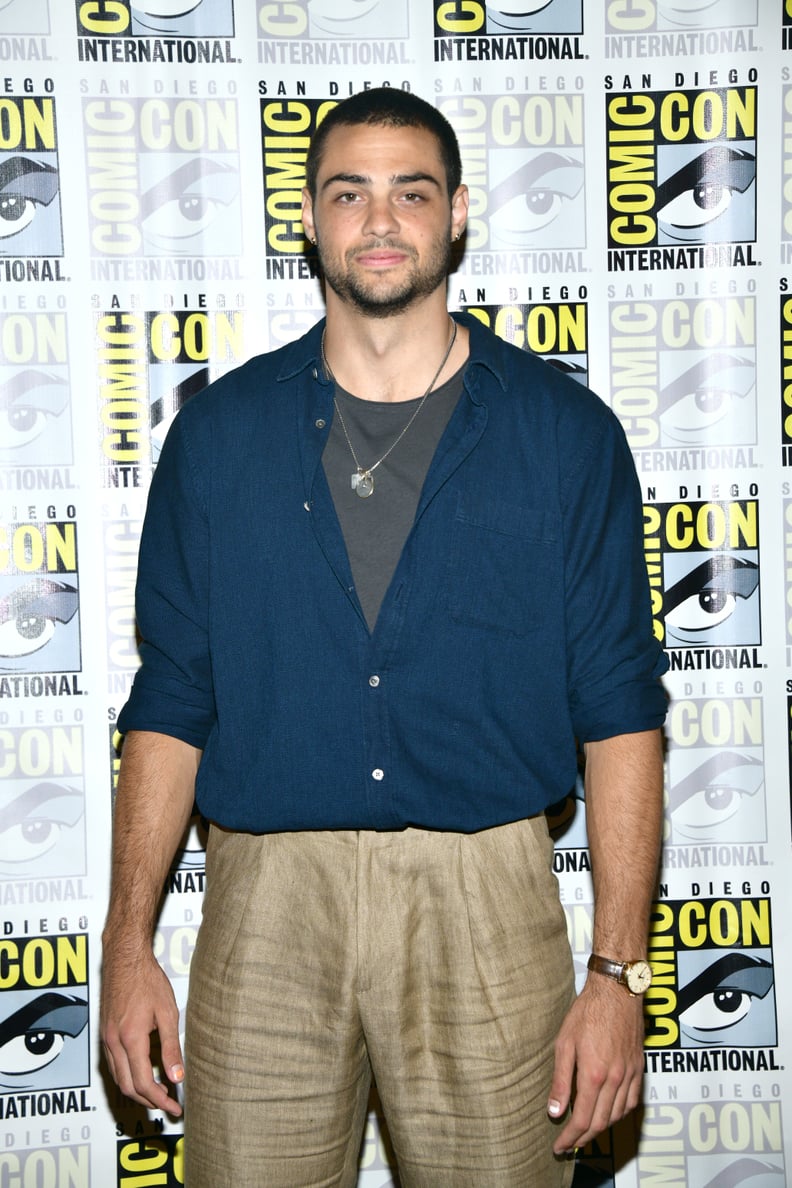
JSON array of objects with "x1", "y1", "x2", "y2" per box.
[{"x1": 321, "y1": 171, "x2": 443, "y2": 191}]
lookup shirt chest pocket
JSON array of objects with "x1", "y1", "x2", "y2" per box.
[{"x1": 445, "y1": 502, "x2": 560, "y2": 638}]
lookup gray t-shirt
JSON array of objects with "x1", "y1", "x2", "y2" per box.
[{"x1": 322, "y1": 367, "x2": 465, "y2": 630}]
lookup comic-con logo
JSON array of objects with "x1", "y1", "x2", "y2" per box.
[
  {"x1": 0, "y1": 934, "x2": 89, "y2": 1094},
  {"x1": 606, "y1": 0, "x2": 758, "y2": 33},
  {"x1": 258, "y1": 0, "x2": 409, "y2": 39},
  {"x1": 643, "y1": 499, "x2": 760, "y2": 652},
  {"x1": 786, "y1": 503, "x2": 792, "y2": 643},
  {"x1": 76, "y1": 0, "x2": 234, "y2": 37},
  {"x1": 646, "y1": 897, "x2": 776, "y2": 1049},
  {"x1": 146, "y1": 309, "x2": 244, "y2": 459},
  {"x1": 434, "y1": 0, "x2": 582, "y2": 36},
  {"x1": 118, "y1": 1136, "x2": 183, "y2": 1186},
  {"x1": 638, "y1": 1100, "x2": 785, "y2": 1185},
  {"x1": 0, "y1": 0, "x2": 50, "y2": 34},
  {"x1": 610, "y1": 295, "x2": 755, "y2": 451},
  {"x1": 0, "y1": 521, "x2": 80, "y2": 673},
  {"x1": 262, "y1": 99, "x2": 334, "y2": 258},
  {"x1": 95, "y1": 308, "x2": 243, "y2": 486},
  {"x1": 0, "y1": 723, "x2": 84, "y2": 880},
  {"x1": 0, "y1": 311, "x2": 70, "y2": 467},
  {"x1": 465, "y1": 301, "x2": 588, "y2": 383},
  {"x1": 439, "y1": 92, "x2": 585, "y2": 254},
  {"x1": 104, "y1": 517, "x2": 141, "y2": 690},
  {"x1": 0, "y1": 1144, "x2": 89, "y2": 1185},
  {"x1": 606, "y1": 85, "x2": 756, "y2": 256},
  {"x1": 780, "y1": 294, "x2": 792, "y2": 464},
  {"x1": 83, "y1": 97, "x2": 240, "y2": 257},
  {"x1": 0, "y1": 96, "x2": 61, "y2": 257},
  {"x1": 665, "y1": 696, "x2": 764, "y2": 847},
  {"x1": 0, "y1": 781, "x2": 85, "y2": 879}
]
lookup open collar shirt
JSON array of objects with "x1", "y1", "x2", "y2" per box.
[{"x1": 118, "y1": 313, "x2": 668, "y2": 833}]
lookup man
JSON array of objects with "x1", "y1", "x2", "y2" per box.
[{"x1": 101, "y1": 87, "x2": 668, "y2": 1186}]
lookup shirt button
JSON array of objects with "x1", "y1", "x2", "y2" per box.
[
  {"x1": 315, "y1": 418, "x2": 326, "y2": 429},
  {"x1": 369, "y1": 675, "x2": 380, "y2": 687},
  {"x1": 372, "y1": 768, "x2": 384, "y2": 781},
  {"x1": 312, "y1": 367, "x2": 318, "y2": 379}
]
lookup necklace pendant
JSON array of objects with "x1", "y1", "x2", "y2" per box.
[{"x1": 352, "y1": 469, "x2": 374, "y2": 498}]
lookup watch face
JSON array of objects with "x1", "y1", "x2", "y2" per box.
[{"x1": 626, "y1": 960, "x2": 652, "y2": 993}]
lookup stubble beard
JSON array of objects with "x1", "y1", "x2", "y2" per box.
[{"x1": 317, "y1": 234, "x2": 452, "y2": 319}]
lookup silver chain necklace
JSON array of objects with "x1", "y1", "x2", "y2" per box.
[{"x1": 321, "y1": 318, "x2": 458, "y2": 499}]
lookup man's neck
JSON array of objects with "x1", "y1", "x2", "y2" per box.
[{"x1": 322, "y1": 297, "x2": 467, "y2": 403}]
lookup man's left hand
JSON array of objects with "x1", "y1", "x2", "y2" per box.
[{"x1": 547, "y1": 975, "x2": 645, "y2": 1154}]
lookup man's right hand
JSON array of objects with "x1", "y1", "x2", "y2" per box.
[{"x1": 101, "y1": 945, "x2": 185, "y2": 1117}]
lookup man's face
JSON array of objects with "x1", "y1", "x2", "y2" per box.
[{"x1": 302, "y1": 122, "x2": 467, "y2": 318}]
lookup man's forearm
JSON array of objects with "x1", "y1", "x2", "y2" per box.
[
  {"x1": 584, "y1": 728, "x2": 664, "y2": 959},
  {"x1": 103, "y1": 730, "x2": 201, "y2": 952}
]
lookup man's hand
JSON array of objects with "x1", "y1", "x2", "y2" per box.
[
  {"x1": 101, "y1": 945, "x2": 185, "y2": 1117},
  {"x1": 547, "y1": 976, "x2": 645, "y2": 1154}
]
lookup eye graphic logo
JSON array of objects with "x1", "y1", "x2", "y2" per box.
[
  {"x1": 657, "y1": 0, "x2": 758, "y2": 29},
  {"x1": 307, "y1": 0, "x2": 408, "y2": 38},
  {"x1": 257, "y1": 0, "x2": 409, "y2": 39},
  {"x1": 0, "y1": 155, "x2": 61, "y2": 258},
  {"x1": 606, "y1": 0, "x2": 758, "y2": 32},
  {"x1": 485, "y1": 0, "x2": 582, "y2": 34},
  {"x1": 0, "y1": 369, "x2": 70, "y2": 464},
  {"x1": 656, "y1": 144, "x2": 756, "y2": 246},
  {"x1": 667, "y1": 750, "x2": 765, "y2": 845},
  {"x1": 0, "y1": 0, "x2": 50, "y2": 33},
  {"x1": 130, "y1": 0, "x2": 234, "y2": 35},
  {"x1": 693, "y1": 1156, "x2": 785, "y2": 1186},
  {"x1": 0, "y1": 990, "x2": 88, "y2": 1092},
  {"x1": 0, "y1": 780, "x2": 85, "y2": 878},
  {"x1": 659, "y1": 351, "x2": 755, "y2": 447},
  {"x1": 139, "y1": 156, "x2": 239, "y2": 258},
  {"x1": 150, "y1": 367, "x2": 209, "y2": 461},
  {"x1": 677, "y1": 951, "x2": 775, "y2": 1047},
  {"x1": 488, "y1": 150, "x2": 585, "y2": 250},
  {"x1": 0, "y1": 578, "x2": 79, "y2": 672},
  {"x1": 643, "y1": 500, "x2": 760, "y2": 649},
  {"x1": 433, "y1": 0, "x2": 582, "y2": 35},
  {"x1": 84, "y1": 98, "x2": 240, "y2": 259},
  {"x1": 663, "y1": 554, "x2": 760, "y2": 647}
]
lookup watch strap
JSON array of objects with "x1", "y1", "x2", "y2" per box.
[{"x1": 587, "y1": 953, "x2": 627, "y2": 983}]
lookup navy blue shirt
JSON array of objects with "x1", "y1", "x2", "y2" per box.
[{"x1": 118, "y1": 314, "x2": 668, "y2": 833}]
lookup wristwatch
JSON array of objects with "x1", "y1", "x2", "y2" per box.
[{"x1": 587, "y1": 953, "x2": 653, "y2": 996}]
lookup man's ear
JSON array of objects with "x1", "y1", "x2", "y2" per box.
[
  {"x1": 302, "y1": 187, "x2": 316, "y2": 245},
  {"x1": 451, "y1": 184, "x2": 469, "y2": 242}
]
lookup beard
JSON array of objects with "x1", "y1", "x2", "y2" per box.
[{"x1": 316, "y1": 233, "x2": 452, "y2": 318}]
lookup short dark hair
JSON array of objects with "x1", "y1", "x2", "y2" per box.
[{"x1": 305, "y1": 87, "x2": 462, "y2": 200}]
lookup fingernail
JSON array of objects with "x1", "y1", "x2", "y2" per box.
[
  {"x1": 547, "y1": 1099, "x2": 561, "y2": 1116},
  {"x1": 171, "y1": 1064, "x2": 184, "y2": 1082}
]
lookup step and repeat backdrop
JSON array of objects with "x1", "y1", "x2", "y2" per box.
[{"x1": 0, "y1": 0, "x2": 790, "y2": 1184}]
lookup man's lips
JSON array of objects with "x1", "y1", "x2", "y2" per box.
[{"x1": 354, "y1": 248, "x2": 410, "y2": 268}]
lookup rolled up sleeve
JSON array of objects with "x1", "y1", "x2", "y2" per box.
[
  {"x1": 117, "y1": 410, "x2": 216, "y2": 748},
  {"x1": 561, "y1": 405, "x2": 668, "y2": 742}
]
